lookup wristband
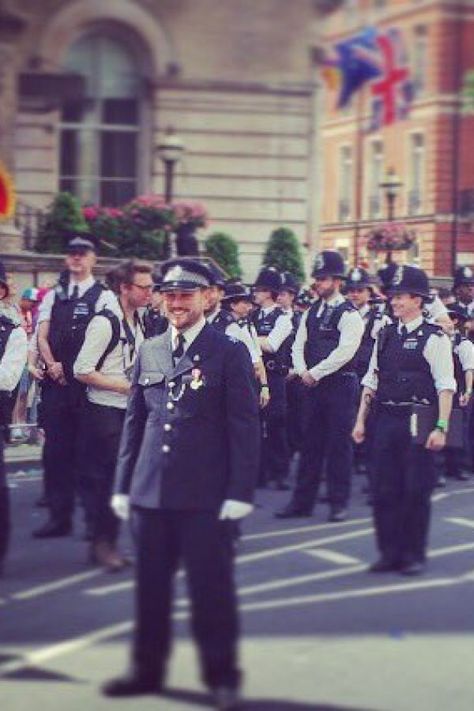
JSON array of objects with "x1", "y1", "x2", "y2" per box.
[
  {"x1": 260, "y1": 384, "x2": 269, "y2": 390},
  {"x1": 435, "y1": 418, "x2": 448, "y2": 433}
]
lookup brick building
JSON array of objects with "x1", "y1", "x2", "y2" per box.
[
  {"x1": 318, "y1": 0, "x2": 474, "y2": 276},
  {"x1": 0, "y1": 0, "x2": 332, "y2": 278}
]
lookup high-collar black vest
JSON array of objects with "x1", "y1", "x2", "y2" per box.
[
  {"x1": 304, "y1": 299, "x2": 357, "y2": 373},
  {"x1": 376, "y1": 321, "x2": 440, "y2": 404},
  {"x1": 355, "y1": 307, "x2": 379, "y2": 378},
  {"x1": 49, "y1": 280, "x2": 104, "y2": 384},
  {"x1": 253, "y1": 306, "x2": 286, "y2": 369},
  {"x1": 208, "y1": 308, "x2": 234, "y2": 333}
]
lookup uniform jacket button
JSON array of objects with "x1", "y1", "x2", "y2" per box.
[
  {"x1": 166, "y1": 402, "x2": 174, "y2": 411},
  {"x1": 162, "y1": 444, "x2": 171, "y2": 453},
  {"x1": 164, "y1": 423, "x2": 172, "y2": 432}
]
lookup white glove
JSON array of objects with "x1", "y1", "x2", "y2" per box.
[
  {"x1": 110, "y1": 494, "x2": 130, "y2": 521},
  {"x1": 219, "y1": 499, "x2": 254, "y2": 520}
]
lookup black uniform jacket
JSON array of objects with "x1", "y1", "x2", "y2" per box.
[{"x1": 114, "y1": 323, "x2": 260, "y2": 511}]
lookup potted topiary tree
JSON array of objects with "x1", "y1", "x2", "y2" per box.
[
  {"x1": 262, "y1": 227, "x2": 305, "y2": 283},
  {"x1": 204, "y1": 232, "x2": 242, "y2": 279}
]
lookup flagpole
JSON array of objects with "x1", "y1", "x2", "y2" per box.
[{"x1": 353, "y1": 88, "x2": 364, "y2": 265}]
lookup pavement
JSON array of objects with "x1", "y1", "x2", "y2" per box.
[{"x1": 1, "y1": 466, "x2": 474, "y2": 711}]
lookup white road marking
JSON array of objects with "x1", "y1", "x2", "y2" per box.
[
  {"x1": 303, "y1": 549, "x2": 362, "y2": 565},
  {"x1": 243, "y1": 516, "x2": 372, "y2": 541},
  {"x1": 84, "y1": 527, "x2": 374, "y2": 597},
  {"x1": 445, "y1": 516, "x2": 474, "y2": 531},
  {"x1": 10, "y1": 570, "x2": 104, "y2": 602},
  {"x1": 429, "y1": 542, "x2": 474, "y2": 557}
]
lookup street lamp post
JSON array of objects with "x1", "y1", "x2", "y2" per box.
[{"x1": 156, "y1": 126, "x2": 184, "y2": 204}]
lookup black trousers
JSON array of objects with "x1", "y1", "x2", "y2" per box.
[
  {"x1": 81, "y1": 402, "x2": 125, "y2": 543},
  {"x1": 0, "y1": 436, "x2": 9, "y2": 565},
  {"x1": 259, "y1": 371, "x2": 289, "y2": 485},
  {"x1": 372, "y1": 409, "x2": 436, "y2": 564},
  {"x1": 40, "y1": 381, "x2": 88, "y2": 525},
  {"x1": 291, "y1": 373, "x2": 358, "y2": 512},
  {"x1": 131, "y1": 508, "x2": 240, "y2": 690},
  {"x1": 286, "y1": 379, "x2": 304, "y2": 455}
]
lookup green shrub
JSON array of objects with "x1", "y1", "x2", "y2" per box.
[
  {"x1": 262, "y1": 227, "x2": 305, "y2": 283},
  {"x1": 36, "y1": 192, "x2": 87, "y2": 253},
  {"x1": 204, "y1": 232, "x2": 242, "y2": 278}
]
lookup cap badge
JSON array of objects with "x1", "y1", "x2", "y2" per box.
[
  {"x1": 463, "y1": 266, "x2": 473, "y2": 278},
  {"x1": 314, "y1": 254, "x2": 324, "y2": 271},
  {"x1": 351, "y1": 268, "x2": 362, "y2": 282},
  {"x1": 392, "y1": 266, "x2": 404, "y2": 286},
  {"x1": 166, "y1": 266, "x2": 184, "y2": 282}
]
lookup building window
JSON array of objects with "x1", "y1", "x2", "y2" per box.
[
  {"x1": 368, "y1": 140, "x2": 384, "y2": 219},
  {"x1": 412, "y1": 25, "x2": 428, "y2": 98},
  {"x1": 408, "y1": 133, "x2": 425, "y2": 215},
  {"x1": 60, "y1": 33, "x2": 143, "y2": 206},
  {"x1": 338, "y1": 145, "x2": 353, "y2": 221}
]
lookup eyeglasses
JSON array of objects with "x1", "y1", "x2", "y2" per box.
[{"x1": 131, "y1": 282, "x2": 154, "y2": 291}]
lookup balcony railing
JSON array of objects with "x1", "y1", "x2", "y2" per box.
[
  {"x1": 408, "y1": 189, "x2": 422, "y2": 216},
  {"x1": 338, "y1": 198, "x2": 351, "y2": 222}
]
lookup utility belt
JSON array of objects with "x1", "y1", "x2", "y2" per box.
[{"x1": 265, "y1": 359, "x2": 289, "y2": 376}]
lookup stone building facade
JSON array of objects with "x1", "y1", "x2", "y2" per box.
[
  {"x1": 0, "y1": 0, "x2": 332, "y2": 279},
  {"x1": 318, "y1": 0, "x2": 474, "y2": 276}
]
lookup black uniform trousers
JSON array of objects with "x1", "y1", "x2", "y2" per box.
[
  {"x1": 40, "y1": 380, "x2": 88, "y2": 526},
  {"x1": 259, "y1": 371, "x2": 289, "y2": 486},
  {"x1": 131, "y1": 508, "x2": 240, "y2": 690},
  {"x1": 0, "y1": 436, "x2": 9, "y2": 566},
  {"x1": 81, "y1": 402, "x2": 125, "y2": 543},
  {"x1": 286, "y1": 378, "x2": 305, "y2": 455},
  {"x1": 291, "y1": 373, "x2": 358, "y2": 512},
  {"x1": 372, "y1": 407, "x2": 436, "y2": 565}
]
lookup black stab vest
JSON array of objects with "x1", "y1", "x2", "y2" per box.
[{"x1": 304, "y1": 299, "x2": 358, "y2": 374}]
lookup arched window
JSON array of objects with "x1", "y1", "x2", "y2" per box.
[{"x1": 59, "y1": 32, "x2": 144, "y2": 206}]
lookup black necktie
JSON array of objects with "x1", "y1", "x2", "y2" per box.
[
  {"x1": 172, "y1": 333, "x2": 185, "y2": 364},
  {"x1": 71, "y1": 285, "x2": 79, "y2": 300},
  {"x1": 400, "y1": 325, "x2": 408, "y2": 340}
]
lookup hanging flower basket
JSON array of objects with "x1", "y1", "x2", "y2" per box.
[{"x1": 361, "y1": 222, "x2": 417, "y2": 252}]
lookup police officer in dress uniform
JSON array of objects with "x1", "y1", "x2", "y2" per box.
[
  {"x1": 74, "y1": 260, "x2": 151, "y2": 571},
  {"x1": 252, "y1": 267, "x2": 293, "y2": 489},
  {"x1": 276, "y1": 251, "x2": 364, "y2": 521},
  {"x1": 33, "y1": 234, "x2": 117, "y2": 538},
  {"x1": 102, "y1": 260, "x2": 260, "y2": 711},
  {"x1": 353, "y1": 265, "x2": 456, "y2": 575},
  {"x1": 0, "y1": 262, "x2": 27, "y2": 575},
  {"x1": 206, "y1": 275, "x2": 235, "y2": 333}
]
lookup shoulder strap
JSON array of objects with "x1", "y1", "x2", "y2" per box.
[{"x1": 95, "y1": 309, "x2": 122, "y2": 371}]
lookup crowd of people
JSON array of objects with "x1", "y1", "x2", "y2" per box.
[{"x1": 0, "y1": 232, "x2": 473, "y2": 709}]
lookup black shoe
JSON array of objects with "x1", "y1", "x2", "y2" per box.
[
  {"x1": 274, "y1": 505, "x2": 312, "y2": 519},
  {"x1": 102, "y1": 674, "x2": 162, "y2": 697},
  {"x1": 369, "y1": 558, "x2": 400, "y2": 573},
  {"x1": 399, "y1": 561, "x2": 425, "y2": 576},
  {"x1": 211, "y1": 687, "x2": 242, "y2": 710},
  {"x1": 32, "y1": 520, "x2": 72, "y2": 539},
  {"x1": 328, "y1": 507, "x2": 347, "y2": 523}
]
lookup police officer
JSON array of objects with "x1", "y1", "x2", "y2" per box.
[
  {"x1": 103, "y1": 260, "x2": 259, "y2": 710},
  {"x1": 353, "y1": 265, "x2": 455, "y2": 575},
  {"x1": 74, "y1": 260, "x2": 151, "y2": 571},
  {"x1": 33, "y1": 233, "x2": 116, "y2": 538},
  {"x1": 276, "y1": 251, "x2": 364, "y2": 521},
  {"x1": 453, "y1": 265, "x2": 474, "y2": 317},
  {"x1": 143, "y1": 274, "x2": 168, "y2": 338},
  {"x1": 0, "y1": 261, "x2": 28, "y2": 575},
  {"x1": 206, "y1": 276, "x2": 235, "y2": 332},
  {"x1": 252, "y1": 267, "x2": 293, "y2": 489},
  {"x1": 346, "y1": 267, "x2": 389, "y2": 489},
  {"x1": 277, "y1": 272, "x2": 303, "y2": 458}
]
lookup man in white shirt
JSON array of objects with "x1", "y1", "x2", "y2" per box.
[
  {"x1": 353, "y1": 265, "x2": 455, "y2": 575},
  {"x1": 74, "y1": 260, "x2": 150, "y2": 571},
  {"x1": 0, "y1": 261, "x2": 28, "y2": 575},
  {"x1": 33, "y1": 233, "x2": 116, "y2": 539},
  {"x1": 276, "y1": 251, "x2": 364, "y2": 521}
]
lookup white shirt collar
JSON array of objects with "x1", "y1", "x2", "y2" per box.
[
  {"x1": 69, "y1": 274, "x2": 95, "y2": 297},
  {"x1": 359, "y1": 303, "x2": 371, "y2": 319},
  {"x1": 261, "y1": 304, "x2": 277, "y2": 315},
  {"x1": 171, "y1": 316, "x2": 207, "y2": 349},
  {"x1": 206, "y1": 306, "x2": 221, "y2": 324},
  {"x1": 322, "y1": 292, "x2": 345, "y2": 307},
  {"x1": 397, "y1": 315, "x2": 424, "y2": 334}
]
